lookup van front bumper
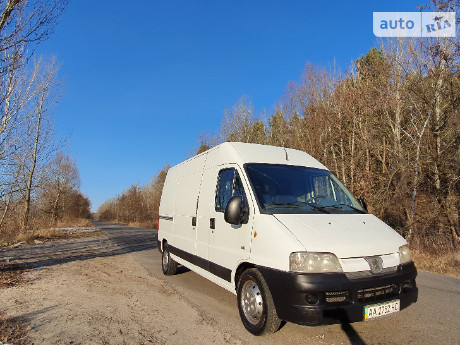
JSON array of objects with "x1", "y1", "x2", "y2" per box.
[{"x1": 257, "y1": 262, "x2": 418, "y2": 326}]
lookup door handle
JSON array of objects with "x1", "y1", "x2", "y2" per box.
[
  {"x1": 210, "y1": 218, "x2": 215, "y2": 229},
  {"x1": 192, "y1": 216, "x2": 196, "y2": 226}
]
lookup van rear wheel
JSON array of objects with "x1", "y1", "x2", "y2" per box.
[
  {"x1": 237, "y1": 268, "x2": 281, "y2": 335},
  {"x1": 161, "y1": 243, "x2": 177, "y2": 276}
]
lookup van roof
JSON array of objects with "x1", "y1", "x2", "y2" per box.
[
  {"x1": 222, "y1": 142, "x2": 326, "y2": 169},
  {"x1": 178, "y1": 142, "x2": 327, "y2": 170}
]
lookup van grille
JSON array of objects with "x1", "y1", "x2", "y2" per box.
[
  {"x1": 325, "y1": 291, "x2": 349, "y2": 304},
  {"x1": 357, "y1": 284, "x2": 399, "y2": 302},
  {"x1": 323, "y1": 280, "x2": 415, "y2": 306}
]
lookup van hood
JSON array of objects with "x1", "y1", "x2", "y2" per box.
[{"x1": 274, "y1": 213, "x2": 405, "y2": 259}]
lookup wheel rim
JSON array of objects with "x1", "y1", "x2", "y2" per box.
[
  {"x1": 162, "y1": 248, "x2": 169, "y2": 269},
  {"x1": 241, "y1": 279, "x2": 264, "y2": 325}
]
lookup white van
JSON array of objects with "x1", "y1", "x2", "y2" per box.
[{"x1": 157, "y1": 142, "x2": 418, "y2": 335}]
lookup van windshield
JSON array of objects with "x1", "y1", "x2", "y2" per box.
[{"x1": 244, "y1": 164, "x2": 365, "y2": 214}]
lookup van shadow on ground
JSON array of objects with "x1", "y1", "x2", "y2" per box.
[
  {"x1": 0, "y1": 222, "x2": 157, "y2": 272},
  {"x1": 341, "y1": 322, "x2": 367, "y2": 345}
]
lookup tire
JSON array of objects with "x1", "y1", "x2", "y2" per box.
[
  {"x1": 236, "y1": 268, "x2": 281, "y2": 335},
  {"x1": 161, "y1": 243, "x2": 177, "y2": 276}
]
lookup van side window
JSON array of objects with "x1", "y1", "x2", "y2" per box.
[{"x1": 215, "y1": 169, "x2": 247, "y2": 212}]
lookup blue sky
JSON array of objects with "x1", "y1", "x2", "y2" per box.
[{"x1": 37, "y1": 0, "x2": 422, "y2": 211}]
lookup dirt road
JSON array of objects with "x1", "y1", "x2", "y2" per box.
[{"x1": 1, "y1": 222, "x2": 459, "y2": 344}]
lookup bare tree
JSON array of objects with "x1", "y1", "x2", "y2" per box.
[
  {"x1": 402, "y1": 101, "x2": 431, "y2": 241},
  {"x1": 96, "y1": 166, "x2": 170, "y2": 229},
  {"x1": 0, "y1": 44, "x2": 39, "y2": 230},
  {"x1": 0, "y1": 0, "x2": 67, "y2": 234},
  {"x1": 145, "y1": 166, "x2": 169, "y2": 228},
  {"x1": 219, "y1": 96, "x2": 258, "y2": 143},
  {"x1": 0, "y1": 0, "x2": 67, "y2": 71},
  {"x1": 39, "y1": 152, "x2": 80, "y2": 225},
  {"x1": 22, "y1": 57, "x2": 61, "y2": 228}
]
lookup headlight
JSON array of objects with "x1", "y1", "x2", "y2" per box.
[
  {"x1": 399, "y1": 245, "x2": 411, "y2": 264},
  {"x1": 289, "y1": 252, "x2": 343, "y2": 273}
]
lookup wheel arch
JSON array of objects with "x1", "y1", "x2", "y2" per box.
[
  {"x1": 160, "y1": 238, "x2": 168, "y2": 252},
  {"x1": 234, "y1": 261, "x2": 256, "y2": 289}
]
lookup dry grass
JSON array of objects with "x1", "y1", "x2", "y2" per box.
[
  {"x1": 0, "y1": 263, "x2": 32, "y2": 289},
  {"x1": 0, "y1": 311, "x2": 29, "y2": 345},
  {"x1": 411, "y1": 249, "x2": 460, "y2": 277},
  {"x1": 0, "y1": 218, "x2": 103, "y2": 248},
  {"x1": 99, "y1": 219, "x2": 156, "y2": 230},
  {"x1": 127, "y1": 221, "x2": 156, "y2": 229},
  {"x1": 55, "y1": 218, "x2": 94, "y2": 228},
  {"x1": 0, "y1": 229, "x2": 104, "y2": 248},
  {"x1": 14, "y1": 228, "x2": 67, "y2": 243}
]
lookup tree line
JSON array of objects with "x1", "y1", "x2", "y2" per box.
[
  {"x1": 96, "y1": 167, "x2": 168, "y2": 228},
  {"x1": 0, "y1": 0, "x2": 91, "y2": 240},
  {"x1": 98, "y1": 0, "x2": 459, "y2": 252}
]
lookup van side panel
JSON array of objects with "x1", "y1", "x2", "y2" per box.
[
  {"x1": 158, "y1": 170, "x2": 179, "y2": 244},
  {"x1": 194, "y1": 165, "x2": 216, "y2": 265},
  {"x1": 168, "y1": 154, "x2": 207, "y2": 256}
]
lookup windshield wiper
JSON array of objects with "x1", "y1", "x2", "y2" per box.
[
  {"x1": 326, "y1": 203, "x2": 367, "y2": 213},
  {"x1": 295, "y1": 201, "x2": 330, "y2": 213},
  {"x1": 265, "y1": 203, "x2": 303, "y2": 208}
]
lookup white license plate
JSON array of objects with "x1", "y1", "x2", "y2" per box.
[{"x1": 364, "y1": 299, "x2": 400, "y2": 320}]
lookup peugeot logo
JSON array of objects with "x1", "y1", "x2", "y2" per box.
[{"x1": 365, "y1": 256, "x2": 384, "y2": 274}]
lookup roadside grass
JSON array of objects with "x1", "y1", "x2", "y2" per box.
[
  {"x1": 411, "y1": 249, "x2": 460, "y2": 277},
  {"x1": 128, "y1": 221, "x2": 156, "y2": 229},
  {"x1": 99, "y1": 219, "x2": 157, "y2": 230},
  {"x1": 0, "y1": 311, "x2": 29, "y2": 345},
  {"x1": 8, "y1": 228, "x2": 105, "y2": 245},
  {"x1": 0, "y1": 218, "x2": 104, "y2": 248},
  {"x1": 55, "y1": 217, "x2": 95, "y2": 228}
]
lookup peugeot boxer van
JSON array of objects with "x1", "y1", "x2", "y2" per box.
[{"x1": 157, "y1": 142, "x2": 418, "y2": 335}]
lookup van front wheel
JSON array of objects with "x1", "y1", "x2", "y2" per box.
[
  {"x1": 237, "y1": 268, "x2": 281, "y2": 335},
  {"x1": 161, "y1": 243, "x2": 177, "y2": 276}
]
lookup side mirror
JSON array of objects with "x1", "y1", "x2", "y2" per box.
[
  {"x1": 225, "y1": 195, "x2": 243, "y2": 225},
  {"x1": 357, "y1": 197, "x2": 368, "y2": 212}
]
